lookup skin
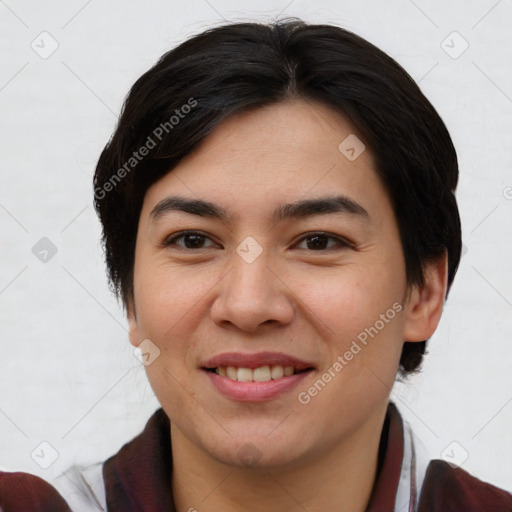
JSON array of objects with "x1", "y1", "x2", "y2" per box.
[{"x1": 127, "y1": 98, "x2": 448, "y2": 512}]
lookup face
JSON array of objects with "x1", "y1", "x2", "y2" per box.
[{"x1": 128, "y1": 99, "x2": 424, "y2": 470}]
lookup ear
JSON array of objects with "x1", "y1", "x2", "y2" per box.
[
  {"x1": 126, "y1": 295, "x2": 141, "y2": 349},
  {"x1": 402, "y1": 251, "x2": 448, "y2": 342}
]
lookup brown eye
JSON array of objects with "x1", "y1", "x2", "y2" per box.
[
  {"x1": 296, "y1": 232, "x2": 352, "y2": 251},
  {"x1": 164, "y1": 231, "x2": 217, "y2": 249}
]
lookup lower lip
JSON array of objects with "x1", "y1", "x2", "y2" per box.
[{"x1": 203, "y1": 369, "x2": 312, "y2": 402}]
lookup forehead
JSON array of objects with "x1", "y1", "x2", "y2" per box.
[{"x1": 140, "y1": 99, "x2": 390, "y2": 224}]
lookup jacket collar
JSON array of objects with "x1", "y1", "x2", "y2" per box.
[
  {"x1": 103, "y1": 408, "x2": 175, "y2": 511},
  {"x1": 103, "y1": 402, "x2": 408, "y2": 511}
]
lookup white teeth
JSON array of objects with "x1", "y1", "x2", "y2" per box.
[
  {"x1": 253, "y1": 365, "x2": 271, "y2": 382},
  {"x1": 237, "y1": 367, "x2": 253, "y2": 382},
  {"x1": 215, "y1": 365, "x2": 301, "y2": 382},
  {"x1": 271, "y1": 365, "x2": 284, "y2": 379},
  {"x1": 226, "y1": 366, "x2": 237, "y2": 380}
]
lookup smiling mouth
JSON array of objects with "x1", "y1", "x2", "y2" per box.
[{"x1": 204, "y1": 365, "x2": 314, "y2": 382}]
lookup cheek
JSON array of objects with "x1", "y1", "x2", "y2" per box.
[
  {"x1": 289, "y1": 262, "x2": 403, "y2": 342},
  {"x1": 290, "y1": 264, "x2": 406, "y2": 404},
  {"x1": 294, "y1": 271, "x2": 404, "y2": 435},
  {"x1": 132, "y1": 264, "x2": 209, "y2": 419},
  {"x1": 132, "y1": 261, "x2": 220, "y2": 361}
]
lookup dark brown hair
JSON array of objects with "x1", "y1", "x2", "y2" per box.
[{"x1": 93, "y1": 17, "x2": 462, "y2": 374}]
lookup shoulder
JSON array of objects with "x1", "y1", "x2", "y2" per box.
[
  {"x1": 1, "y1": 462, "x2": 107, "y2": 512},
  {"x1": 0, "y1": 409, "x2": 167, "y2": 511},
  {"x1": 418, "y1": 459, "x2": 512, "y2": 511},
  {"x1": 0, "y1": 469, "x2": 71, "y2": 511}
]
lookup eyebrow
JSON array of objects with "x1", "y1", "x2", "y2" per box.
[{"x1": 150, "y1": 195, "x2": 370, "y2": 224}]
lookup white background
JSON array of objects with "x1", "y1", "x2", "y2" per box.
[{"x1": 1, "y1": 0, "x2": 511, "y2": 496}]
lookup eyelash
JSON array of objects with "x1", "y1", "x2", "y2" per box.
[{"x1": 162, "y1": 230, "x2": 354, "y2": 252}]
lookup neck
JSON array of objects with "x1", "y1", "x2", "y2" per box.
[{"x1": 171, "y1": 402, "x2": 389, "y2": 512}]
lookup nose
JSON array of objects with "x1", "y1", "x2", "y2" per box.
[{"x1": 210, "y1": 249, "x2": 295, "y2": 333}]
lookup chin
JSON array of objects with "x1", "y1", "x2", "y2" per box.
[{"x1": 202, "y1": 431, "x2": 312, "y2": 470}]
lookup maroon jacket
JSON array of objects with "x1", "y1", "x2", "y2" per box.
[{"x1": 1, "y1": 402, "x2": 511, "y2": 511}]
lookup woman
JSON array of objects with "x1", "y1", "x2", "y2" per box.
[{"x1": 1, "y1": 17, "x2": 511, "y2": 512}]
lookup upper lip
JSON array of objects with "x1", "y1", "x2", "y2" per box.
[{"x1": 202, "y1": 351, "x2": 315, "y2": 371}]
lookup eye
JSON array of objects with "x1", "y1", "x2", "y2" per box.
[
  {"x1": 163, "y1": 231, "x2": 218, "y2": 250},
  {"x1": 295, "y1": 232, "x2": 353, "y2": 251},
  {"x1": 162, "y1": 230, "x2": 353, "y2": 252}
]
